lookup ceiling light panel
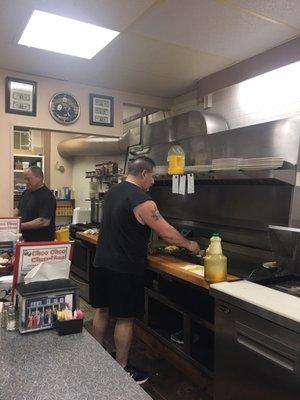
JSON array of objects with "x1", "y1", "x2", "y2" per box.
[{"x1": 18, "y1": 10, "x2": 119, "y2": 59}]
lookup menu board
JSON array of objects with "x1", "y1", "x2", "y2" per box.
[
  {"x1": 0, "y1": 217, "x2": 20, "y2": 235},
  {"x1": 13, "y1": 241, "x2": 73, "y2": 286}
]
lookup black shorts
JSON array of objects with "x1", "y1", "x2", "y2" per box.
[{"x1": 90, "y1": 267, "x2": 145, "y2": 318}]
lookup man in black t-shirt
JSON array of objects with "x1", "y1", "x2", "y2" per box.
[
  {"x1": 14, "y1": 166, "x2": 56, "y2": 242},
  {"x1": 92, "y1": 157, "x2": 200, "y2": 384}
]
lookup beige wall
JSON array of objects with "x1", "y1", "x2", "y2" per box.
[
  {"x1": 50, "y1": 132, "x2": 77, "y2": 190},
  {"x1": 0, "y1": 68, "x2": 171, "y2": 216},
  {"x1": 72, "y1": 155, "x2": 125, "y2": 208}
]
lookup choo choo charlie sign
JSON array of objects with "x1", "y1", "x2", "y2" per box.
[{"x1": 13, "y1": 241, "x2": 73, "y2": 284}]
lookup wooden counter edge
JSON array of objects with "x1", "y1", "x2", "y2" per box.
[
  {"x1": 148, "y1": 254, "x2": 239, "y2": 290},
  {"x1": 75, "y1": 233, "x2": 239, "y2": 289},
  {"x1": 76, "y1": 231, "x2": 98, "y2": 245}
]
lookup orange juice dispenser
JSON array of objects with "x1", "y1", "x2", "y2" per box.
[{"x1": 167, "y1": 144, "x2": 185, "y2": 175}]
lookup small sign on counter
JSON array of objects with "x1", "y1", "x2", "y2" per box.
[
  {"x1": 13, "y1": 241, "x2": 73, "y2": 286},
  {"x1": 0, "y1": 217, "x2": 20, "y2": 235}
]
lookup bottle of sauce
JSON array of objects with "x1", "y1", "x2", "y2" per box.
[
  {"x1": 167, "y1": 144, "x2": 185, "y2": 175},
  {"x1": 204, "y1": 233, "x2": 227, "y2": 283}
]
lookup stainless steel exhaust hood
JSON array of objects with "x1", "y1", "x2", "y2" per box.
[
  {"x1": 57, "y1": 111, "x2": 228, "y2": 158},
  {"x1": 57, "y1": 128, "x2": 140, "y2": 158}
]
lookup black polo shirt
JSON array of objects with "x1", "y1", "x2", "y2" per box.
[{"x1": 18, "y1": 186, "x2": 56, "y2": 242}]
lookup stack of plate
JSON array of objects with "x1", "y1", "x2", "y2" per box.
[
  {"x1": 212, "y1": 158, "x2": 242, "y2": 171},
  {"x1": 239, "y1": 157, "x2": 284, "y2": 170},
  {"x1": 185, "y1": 165, "x2": 212, "y2": 173}
]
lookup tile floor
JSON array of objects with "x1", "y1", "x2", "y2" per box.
[{"x1": 80, "y1": 299, "x2": 210, "y2": 400}]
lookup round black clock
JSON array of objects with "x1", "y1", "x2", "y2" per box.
[{"x1": 49, "y1": 92, "x2": 80, "y2": 124}]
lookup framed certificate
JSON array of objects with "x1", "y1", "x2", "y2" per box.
[
  {"x1": 89, "y1": 93, "x2": 114, "y2": 127},
  {"x1": 5, "y1": 76, "x2": 37, "y2": 116}
]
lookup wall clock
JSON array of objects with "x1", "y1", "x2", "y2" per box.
[{"x1": 49, "y1": 92, "x2": 80, "y2": 124}]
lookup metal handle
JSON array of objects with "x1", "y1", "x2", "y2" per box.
[
  {"x1": 236, "y1": 322, "x2": 296, "y2": 372},
  {"x1": 217, "y1": 304, "x2": 231, "y2": 314}
]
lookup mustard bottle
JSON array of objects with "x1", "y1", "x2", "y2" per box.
[
  {"x1": 167, "y1": 144, "x2": 185, "y2": 175},
  {"x1": 204, "y1": 233, "x2": 227, "y2": 283}
]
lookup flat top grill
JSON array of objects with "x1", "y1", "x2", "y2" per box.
[
  {"x1": 269, "y1": 279, "x2": 300, "y2": 297},
  {"x1": 256, "y1": 275, "x2": 300, "y2": 298}
]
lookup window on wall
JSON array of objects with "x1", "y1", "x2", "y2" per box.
[{"x1": 14, "y1": 128, "x2": 32, "y2": 150}]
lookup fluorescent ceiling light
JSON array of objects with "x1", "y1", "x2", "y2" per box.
[{"x1": 18, "y1": 10, "x2": 119, "y2": 59}]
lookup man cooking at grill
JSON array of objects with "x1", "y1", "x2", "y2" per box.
[
  {"x1": 14, "y1": 166, "x2": 56, "y2": 242},
  {"x1": 92, "y1": 156, "x2": 200, "y2": 384}
]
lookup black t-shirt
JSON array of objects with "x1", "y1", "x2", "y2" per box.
[
  {"x1": 18, "y1": 186, "x2": 57, "y2": 242},
  {"x1": 94, "y1": 181, "x2": 152, "y2": 276}
]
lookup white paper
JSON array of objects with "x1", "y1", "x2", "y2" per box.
[
  {"x1": 172, "y1": 175, "x2": 179, "y2": 194},
  {"x1": 24, "y1": 259, "x2": 71, "y2": 284},
  {"x1": 187, "y1": 173, "x2": 195, "y2": 194},
  {"x1": 181, "y1": 264, "x2": 204, "y2": 277},
  {"x1": 0, "y1": 231, "x2": 19, "y2": 242},
  {"x1": 179, "y1": 175, "x2": 186, "y2": 195}
]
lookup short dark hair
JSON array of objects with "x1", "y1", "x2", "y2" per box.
[
  {"x1": 127, "y1": 156, "x2": 155, "y2": 176},
  {"x1": 29, "y1": 166, "x2": 44, "y2": 179}
]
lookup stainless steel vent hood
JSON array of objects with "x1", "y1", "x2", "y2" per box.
[
  {"x1": 57, "y1": 128, "x2": 140, "y2": 158},
  {"x1": 142, "y1": 111, "x2": 229, "y2": 147},
  {"x1": 57, "y1": 111, "x2": 228, "y2": 158}
]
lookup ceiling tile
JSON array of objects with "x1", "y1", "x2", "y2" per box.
[
  {"x1": 227, "y1": 0, "x2": 300, "y2": 30},
  {"x1": 94, "y1": 33, "x2": 233, "y2": 80},
  {"x1": 128, "y1": 0, "x2": 297, "y2": 60},
  {"x1": 0, "y1": 0, "x2": 299, "y2": 98}
]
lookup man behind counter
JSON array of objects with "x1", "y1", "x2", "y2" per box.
[
  {"x1": 14, "y1": 166, "x2": 56, "y2": 242},
  {"x1": 92, "y1": 156, "x2": 200, "y2": 384}
]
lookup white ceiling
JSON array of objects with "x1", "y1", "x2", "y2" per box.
[{"x1": 0, "y1": 0, "x2": 300, "y2": 98}]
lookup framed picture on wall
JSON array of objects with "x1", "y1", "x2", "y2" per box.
[
  {"x1": 5, "y1": 76, "x2": 37, "y2": 116},
  {"x1": 89, "y1": 93, "x2": 114, "y2": 127}
]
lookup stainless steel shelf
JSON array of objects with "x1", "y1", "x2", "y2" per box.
[{"x1": 155, "y1": 169, "x2": 296, "y2": 185}]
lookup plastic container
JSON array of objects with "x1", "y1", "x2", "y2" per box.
[
  {"x1": 6, "y1": 305, "x2": 17, "y2": 331},
  {"x1": 167, "y1": 144, "x2": 185, "y2": 175},
  {"x1": 204, "y1": 234, "x2": 227, "y2": 283},
  {"x1": 55, "y1": 227, "x2": 70, "y2": 242},
  {"x1": 56, "y1": 318, "x2": 83, "y2": 336}
]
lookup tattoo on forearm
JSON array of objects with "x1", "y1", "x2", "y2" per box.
[{"x1": 151, "y1": 207, "x2": 162, "y2": 221}]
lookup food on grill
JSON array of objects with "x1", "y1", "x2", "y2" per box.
[{"x1": 164, "y1": 245, "x2": 179, "y2": 252}]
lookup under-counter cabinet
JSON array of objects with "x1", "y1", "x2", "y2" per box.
[
  {"x1": 136, "y1": 269, "x2": 215, "y2": 377},
  {"x1": 213, "y1": 299, "x2": 300, "y2": 400}
]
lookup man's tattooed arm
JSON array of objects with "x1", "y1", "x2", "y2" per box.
[{"x1": 151, "y1": 206, "x2": 162, "y2": 221}]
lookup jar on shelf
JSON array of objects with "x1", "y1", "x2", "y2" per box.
[{"x1": 15, "y1": 160, "x2": 23, "y2": 170}]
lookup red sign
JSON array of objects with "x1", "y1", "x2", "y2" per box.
[{"x1": 13, "y1": 241, "x2": 73, "y2": 287}]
